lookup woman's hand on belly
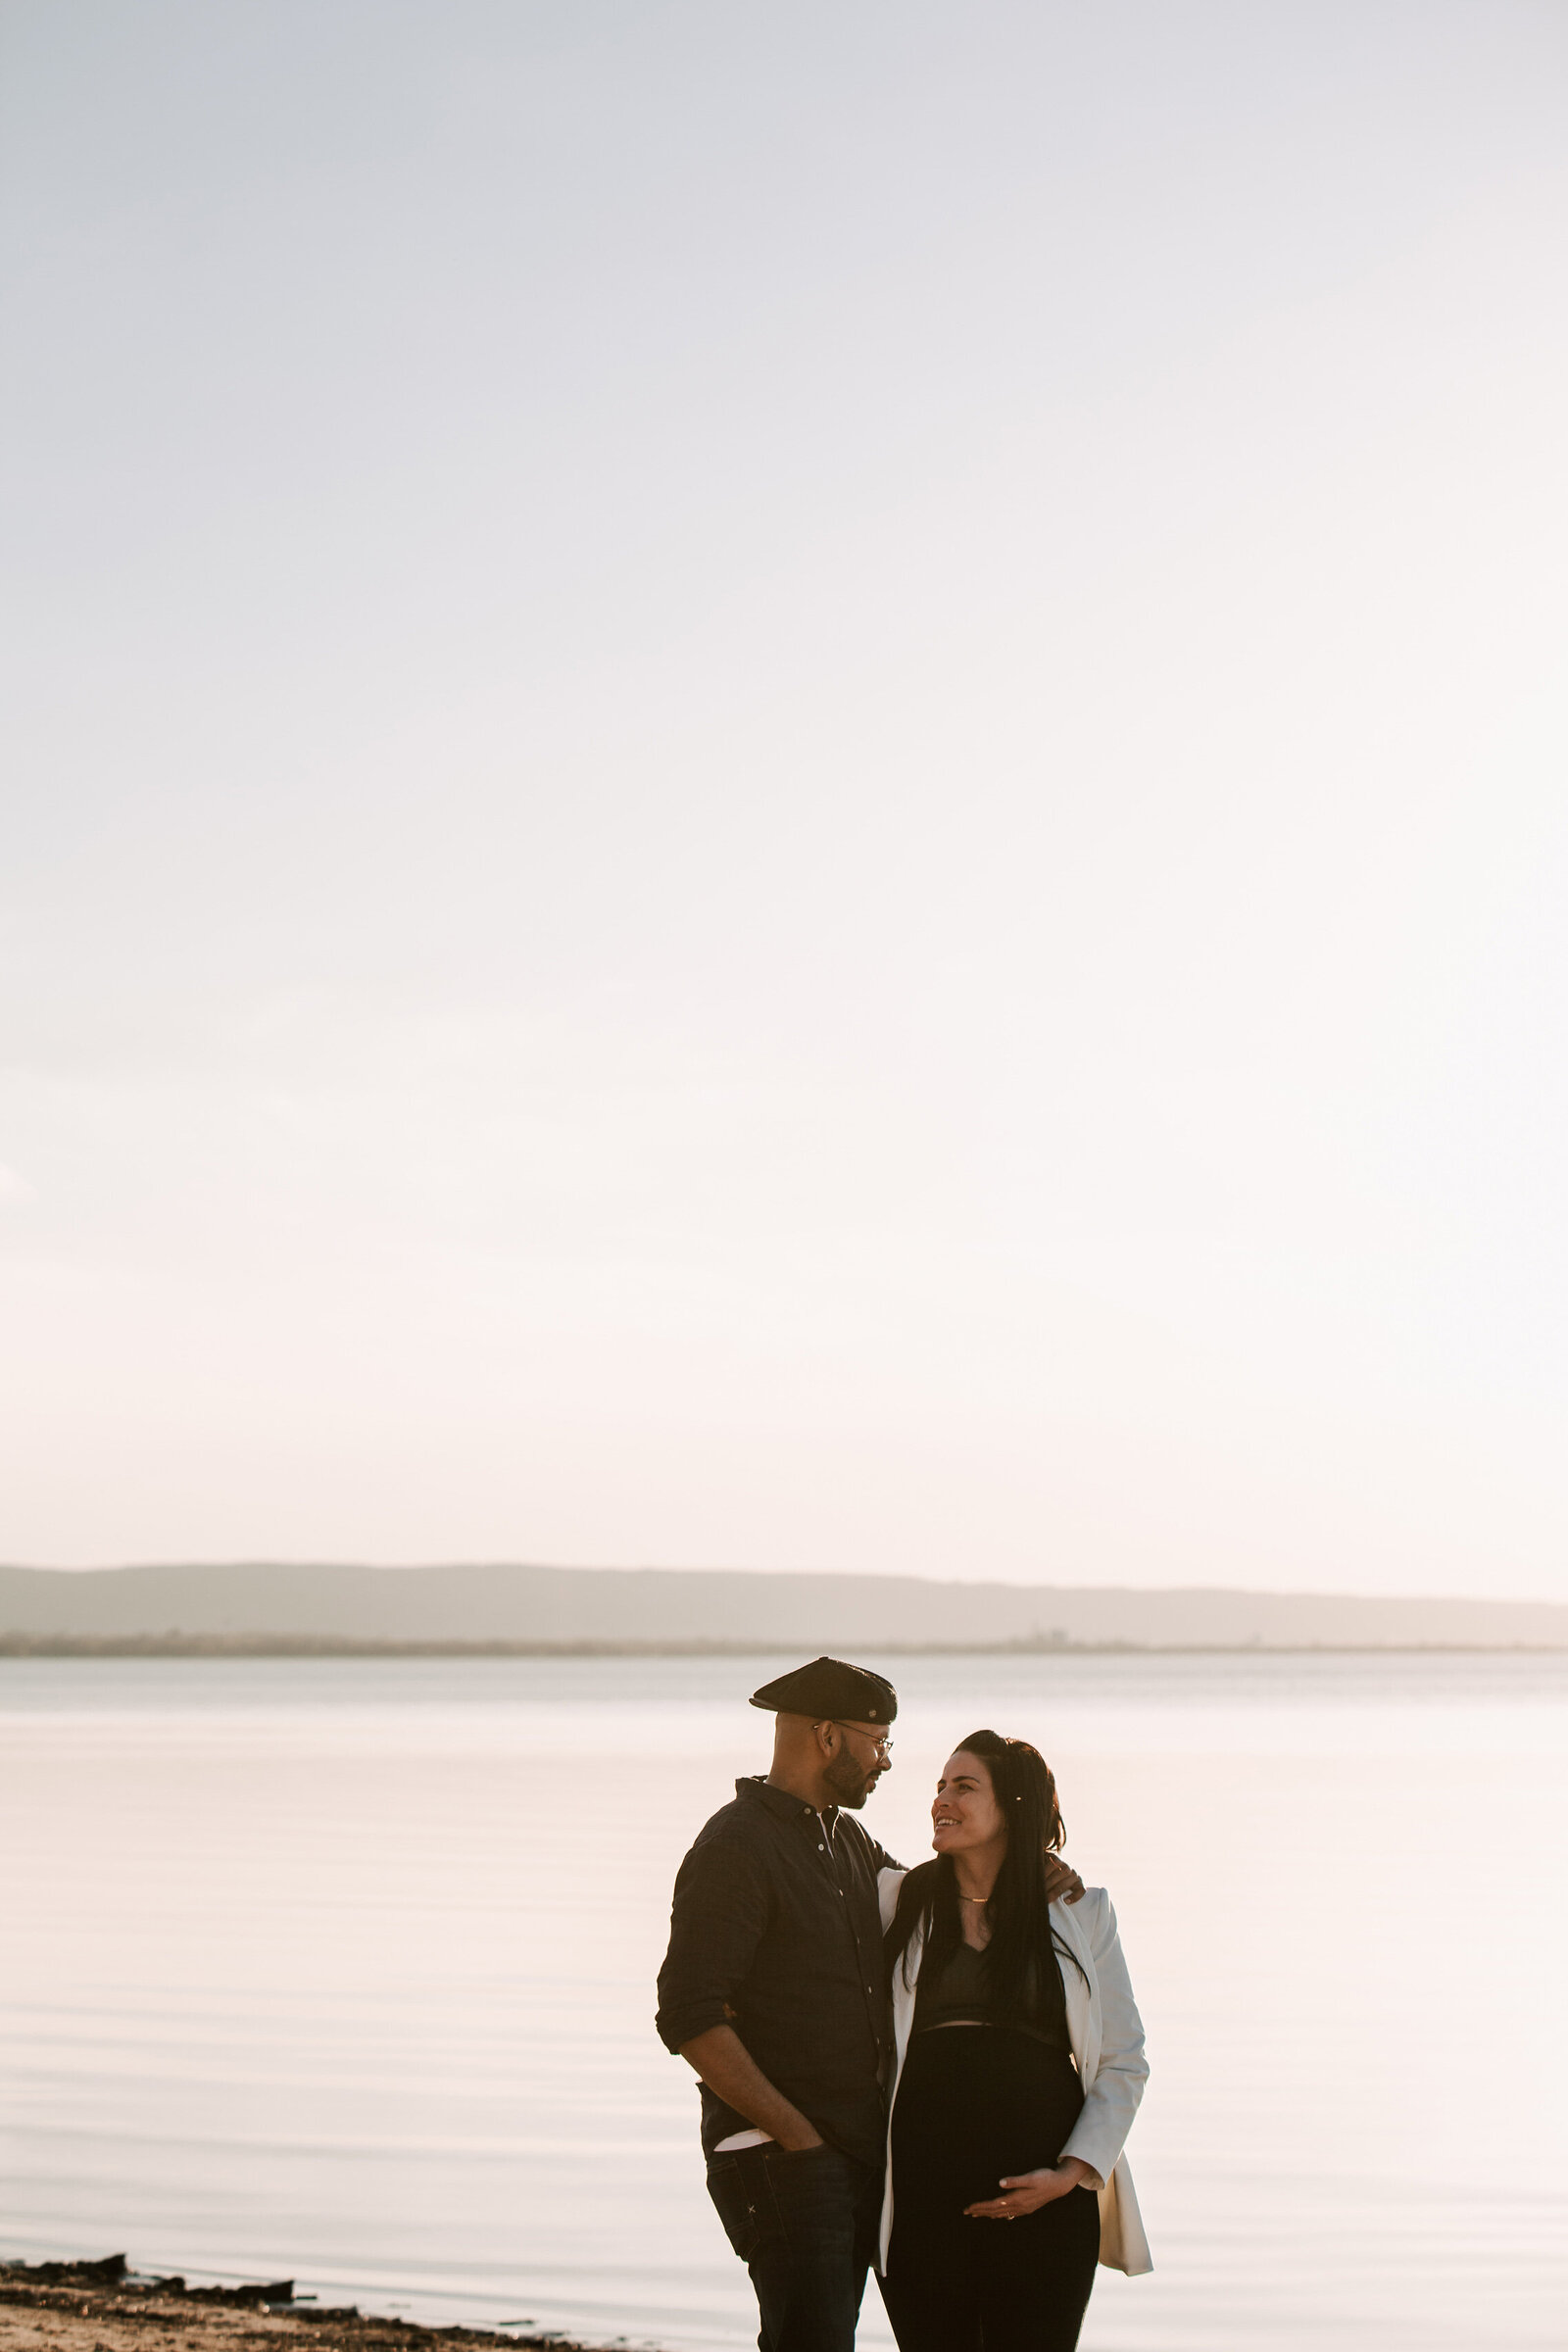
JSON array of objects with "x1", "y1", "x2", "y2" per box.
[{"x1": 963, "y1": 2158, "x2": 1096, "y2": 2221}]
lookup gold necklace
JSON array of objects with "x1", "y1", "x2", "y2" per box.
[{"x1": 958, "y1": 1891, "x2": 991, "y2": 1903}]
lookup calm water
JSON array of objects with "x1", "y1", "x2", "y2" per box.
[{"x1": 2, "y1": 1652, "x2": 1565, "y2": 2350}]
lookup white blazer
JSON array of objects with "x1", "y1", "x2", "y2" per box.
[{"x1": 876, "y1": 1870, "x2": 1152, "y2": 2278}]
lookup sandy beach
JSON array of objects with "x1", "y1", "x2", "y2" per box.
[{"x1": 0, "y1": 2264, "x2": 661, "y2": 2352}]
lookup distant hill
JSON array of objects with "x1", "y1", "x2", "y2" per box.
[{"x1": 0, "y1": 1561, "x2": 1564, "y2": 1649}]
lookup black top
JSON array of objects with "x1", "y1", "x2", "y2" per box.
[
  {"x1": 655, "y1": 1776, "x2": 901, "y2": 2167},
  {"x1": 912, "y1": 1934, "x2": 1071, "y2": 2051}
]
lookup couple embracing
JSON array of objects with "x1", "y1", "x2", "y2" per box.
[{"x1": 656, "y1": 1657, "x2": 1149, "y2": 2352}]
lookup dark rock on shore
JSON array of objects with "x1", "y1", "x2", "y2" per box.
[{"x1": 0, "y1": 2260, "x2": 663, "y2": 2352}]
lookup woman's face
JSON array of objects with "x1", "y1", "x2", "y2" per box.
[{"x1": 931, "y1": 1748, "x2": 1006, "y2": 1857}]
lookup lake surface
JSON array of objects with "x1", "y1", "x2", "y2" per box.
[{"x1": 2, "y1": 1652, "x2": 1565, "y2": 2350}]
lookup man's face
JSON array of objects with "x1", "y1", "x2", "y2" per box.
[{"x1": 821, "y1": 1717, "x2": 893, "y2": 1809}]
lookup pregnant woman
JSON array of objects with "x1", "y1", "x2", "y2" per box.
[{"x1": 876, "y1": 1731, "x2": 1150, "y2": 2352}]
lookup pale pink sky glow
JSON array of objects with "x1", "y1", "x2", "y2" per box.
[{"x1": 3, "y1": 3, "x2": 1567, "y2": 1596}]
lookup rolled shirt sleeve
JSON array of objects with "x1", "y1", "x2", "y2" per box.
[{"x1": 655, "y1": 1833, "x2": 768, "y2": 2053}]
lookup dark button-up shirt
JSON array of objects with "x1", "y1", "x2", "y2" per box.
[{"x1": 655, "y1": 1776, "x2": 902, "y2": 2168}]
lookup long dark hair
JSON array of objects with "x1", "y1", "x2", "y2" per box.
[{"x1": 885, "y1": 1729, "x2": 1085, "y2": 2018}]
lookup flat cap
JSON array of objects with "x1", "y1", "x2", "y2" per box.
[{"x1": 749, "y1": 1655, "x2": 897, "y2": 1725}]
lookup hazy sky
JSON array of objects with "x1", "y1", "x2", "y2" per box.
[{"x1": 4, "y1": 2, "x2": 1566, "y2": 1595}]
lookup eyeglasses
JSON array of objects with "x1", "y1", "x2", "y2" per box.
[{"x1": 825, "y1": 1721, "x2": 894, "y2": 1761}]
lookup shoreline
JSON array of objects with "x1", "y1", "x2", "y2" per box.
[
  {"x1": 0, "y1": 2259, "x2": 663, "y2": 2352},
  {"x1": 3, "y1": 1635, "x2": 1564, "y2": 1658}
]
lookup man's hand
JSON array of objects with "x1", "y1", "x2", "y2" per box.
[
  {"x1": 964, "y1": 2159, "x2": 1094, "y2": 2221},
  {"x1": 1044, "y1": 1853, "x2": 1084, "y2": 1905},
  {"x1": 678, "y1": 2025, "x2": 823, "y2": 2150}
]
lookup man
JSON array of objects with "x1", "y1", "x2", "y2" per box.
[{"x1": 655, "y1": 1657, "x2": 1081, "y2": 2351}]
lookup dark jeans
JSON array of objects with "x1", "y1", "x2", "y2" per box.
[{"x1": 707, "y1": 2142, "x2": 882, "y2": 2352}]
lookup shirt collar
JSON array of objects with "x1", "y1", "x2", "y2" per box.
[{"x1": 737, "y1": 1774, "x2": 839, "y2": 1834}]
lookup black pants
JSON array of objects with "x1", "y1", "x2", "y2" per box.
[
  {"x1": 880, "y1": 2028, "x2": 1100, "y2": 2352},
  {"x1": 707, "y1": 2141, "x2": 882, "y2": 2352}
]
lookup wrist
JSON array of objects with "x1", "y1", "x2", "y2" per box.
[{"x1": 775, "y1": 2116, "x2": 825, "y2": 2151}]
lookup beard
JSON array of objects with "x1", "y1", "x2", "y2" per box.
[{"x1": 823, "y1": 1747, "x2": 878, "y2": 1809}]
